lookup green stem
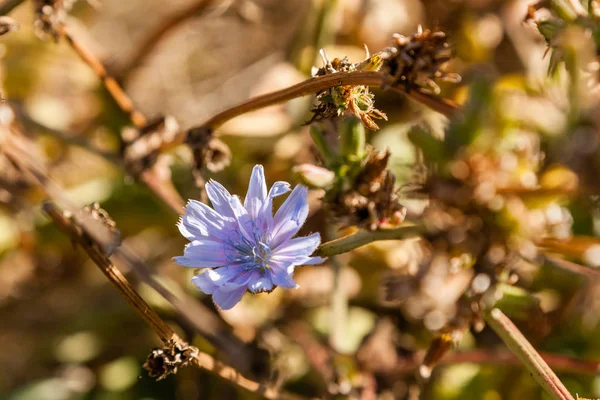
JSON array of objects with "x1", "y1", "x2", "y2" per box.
[
  {"x1": 328, "y1": 232, "x2": 347, "y2": 352},
  {"x1": 484, "y1": 308, "x2": 575, "y2": 400},
  {"x1": 316, "y1": 225, "x2": 422, "y2": 257}
]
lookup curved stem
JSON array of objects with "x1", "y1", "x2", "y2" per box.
[
  {"x1": 186, "y1": 70, "x2": 459, "y2": 138},
  {"x1": 316, "y1": 225, "x2": 422, "y2": 257}
]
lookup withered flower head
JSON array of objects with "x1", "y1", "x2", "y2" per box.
[
  {"x1": 326, "y1": 147, "x2": 405, "y2": 231},
  {"x1": 122, "y1": 116, "x2": 180, "y2": 177},
  {"x1": 310, "y1": 49, "x2": 387, "y2": 130},
  {"x1": 381, "y1": 26, "x2": 460, "y2": 94},
  {"x1": 33, "y1": 0, "x2": 68, "y2": 41},
  {"x1": 143, "y1": 339, "x2": 199, "y2": 381},
  {"x1": 185, "y1": 126, "x2": 232, "y2": 187}
]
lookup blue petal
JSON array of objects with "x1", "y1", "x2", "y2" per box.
[
  {"x1": 212, "y1": 286, "x2": 247, "y2": 310},
  {"x1": 273, "y1": 232, "x2": 321, "y2": 258},
  {"x1": 205, "y1": 180, "x2": 235, "y2": 218},
  {"x1": 269, "y1": 261, "x2": 299, "y2": 289},
  {"x1": 247, "y1": 273, "x2": 274, "y2": 293},
  {"x1": 257, "y1": 181, "x2": 292, "y2": 232},
  {"x1": 219, "y1": 269, "x2": 257, "y2": 292},
  {"x1": 302, "y1": 256, "x2": 327, "y2": 265},
  {"x1": 228, "y1": 195, "x2": 256, "y2": 244},
  {"x1": 244, "y1": 165, "x2": 267, "y2": 220},
  {"x1": 269, "y1": 181, "x2": 291, "y2": 198},
  {"x1": 270, "y1": 185, "x2": 309, "y2": 248},
  {"x1": 174, "y1": 239, "x2": 228, "y2": 268},
  {"x1": 178, "y1": 200, "x2": 231, "y2": 241},
  {"x1": 191, "y1": 266, "x2": 244, "y2": 294}
]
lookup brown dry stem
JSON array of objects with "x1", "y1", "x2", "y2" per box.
[
  {"x1": 186, "y1": 70, "x2": 459, "y2": 141},
  {"x1": 58, "y1": 23, "x2": 185, "y2": 213},
  {"x1": 43, "y1": 201, "x2": 305, "y2": 400}
]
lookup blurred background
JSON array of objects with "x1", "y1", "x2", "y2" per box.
[{"x1": 1, "y1": 0, "x2": 600, "y2": 399}]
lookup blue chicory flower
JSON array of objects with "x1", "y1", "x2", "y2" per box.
[{"x1": 175, "y1": 165, "x2": 325, "y2": 310}]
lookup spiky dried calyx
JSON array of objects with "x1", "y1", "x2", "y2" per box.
[
  {"x1": 122, "y1": 116, "x2": 181, "y2": 177},
  {"x1": 325, "y1": 148, "x2": 405, "y2": 231},
  {"x1": 33, "y1": 0, "x2": 67, "y2": 40},
  {"x1": 186, "y1": 125, "x2": 231, "y2": 174},
  {"x1": 381, "y1": 27, "x2": 460, "y2": 94},
  {"x1": 143, "y1": 339, "x2": 199, "y2": 381},
  {"x1": 310, "y1": 49, "x2": 387, "y2": 130}
]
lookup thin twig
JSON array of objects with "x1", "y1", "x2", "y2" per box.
[
  {"x1": 391, "y1": 349, "x2": 599, "y2": 377},
  {"x1": 60, "y1": 25, "x2": 148, "y2": 127},
  {"x1": 316, "y1": 225, "x2": 422, "y2": 257},
  {"x1": 114, "y1": 241, "x2": 260, "y2": 372},
  {"x1": 0, "y1": 0, "x2": 24, "y2": 15},
  {"x1": 12, "y1": 104, "x2": 122, "y2": 165},
  {"x1": 43, "y1": 201, "x2": 176, "y2": 341},
  {"x1": 59, "y1": 23, "x2": 185, "y2": 213},
  {"x1": 42, "y1": 201, "x2": 304, "y2": 400},
  {"x1": 544, "y1": 255, "x2": 600, "y2": 280},
  {"x1": 119, "y1": 0, "x2": 215, "y2": 79},
  {"x1": 484, "y1": 308, "x2": 575, "y2": 400},
  {"x1": 185, "y1": 70, "x2": 459, "y2": 139}
]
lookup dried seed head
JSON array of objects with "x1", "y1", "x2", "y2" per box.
[
  {"x1": 33, "y1": 0, "x2": 68, "y2": 41},
  {"x1": 310, "y1": 49, "x2": 387, "y2": 130},
  {"x1": 381, "y1": 27, "x2": 460, "y2": 94},
  {"x1": 143, "y1": 339, "x2": 199, "y2": 381},
  {"x1": 122, "y1": 116, "x2": 180, "y2": 177},
  {"x1": 186, "y1": 126, "x2": 232, "y2": 173},
  {"x1": 326, "y1": 148, "x2": 405, "y2": 230},
  {"x1": 186, "y1": 126, "x2": 232, "y2": 188}
]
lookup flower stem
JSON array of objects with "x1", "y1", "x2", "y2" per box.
[
  {"x1": 186, "y1": 71, "x2": 459, "y2": 136},
  {"x1": 58, "y1": 23, "x2": 185, "y2": 213},
  {"x1": 484, "y1": 308, "x2": 575, "y2": 400},
  {"x1": 316, "y1": 225, "x2": 422, "y2": 257},
  {"x1": 327, "y1": 225, "x2": 347, "y2": 353}
]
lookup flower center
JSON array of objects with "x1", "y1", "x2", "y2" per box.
[{"x1": 252, "y1": 241, "x2": 272, "y2": 270}]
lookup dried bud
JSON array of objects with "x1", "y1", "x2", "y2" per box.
[
  {"x1": 381, "y1": 26, "x2": 460, "y2": 94},
  {"x1": 143, "y1": 339, "x2": 199, "y2": 381},
  {"x1": 292, "y1": 164, "x2": 335, "y2": 188},
  {"x1": 420, "y1": 330, "x2": 463, "y2": 379},
  {"x1": 201, "y1": 138, "x2": 231, "y2": 173},
  {"x1": 326, "y1": 148, "x2": 405, "y2": 230},
  {"x1": 186, "y1": 126, "x2": 231, "y2": 188}
]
